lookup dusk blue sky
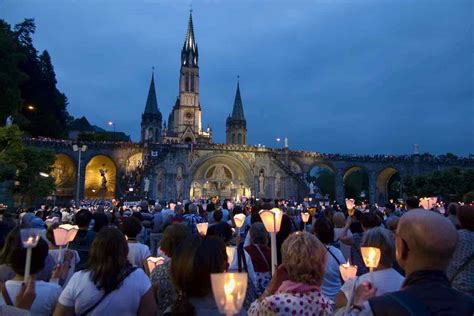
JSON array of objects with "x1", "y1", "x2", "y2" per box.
[{"x1": 1, "y1": 0, "x2": 473, "y2": 155}]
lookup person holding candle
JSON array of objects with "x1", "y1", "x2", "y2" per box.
[
  {"x1": 334, "y1": 227, "x2": 404, "y2": 311},
  {"x1": 166, "y1": 235, "x2": 228, "y2": 315},
  {"x1": 68, "y1": 209, "x2": 96, "y2": 271},
  {"x1": 150, "y1": 223, "x2": 191, "y2": 315},
  {"x1": 313, "y1": 217, "x2": 346, "y2": 300},
  {"x1": 333, "y1": 212, "x2": 353, "y2": 260},
  {"x1": 0, "y1": 228, "x2": 62, "y2": 316},
  {"x1": 248, "y1": 231, "x2": 334, "y2": 316},
  {"x1": 351, "y1": 209, "x2": 474, "y2": 315},
  {"x1": 54, "y1": 227, "x2": 156, "y2": 316}
]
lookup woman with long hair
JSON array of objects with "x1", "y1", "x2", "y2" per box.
[
  {"x1": 165, "y1": 235, "x2": 227, "y2": 315},
  {"x1": 53, "y1": 227, "x2": 156, "y2": 316}
]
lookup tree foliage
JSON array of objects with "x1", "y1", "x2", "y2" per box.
[
  {"x1": 0, "y1": 18, "x2": 70, "y2": 137},
  {"x1": 403, "y1": 168, "x2": 474, "y2": 202},
  {"x1": 0, "y1": 125, "x2": 56, "y2": 205}
]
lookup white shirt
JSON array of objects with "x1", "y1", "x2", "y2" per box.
[
  {"x1": 322, "y1": 245, "x2": 345, "y2": 300},
  {"x1": 58, "y1": 269, "x2": 151, "y2": 316},
  {"x1": 228, "y1": 249, "x2": 257, "y2": 290},
  {"x1": 341, "y1": 268, "x2": 404, "y2": 303},
  {"x1": 0, "y1": 280, "x2": 61, "y2": 316},
  {"x1": 335, "y1": 227, "x2": 353, "y2": 260},
  {"x1": 127, "y1": 242, "x2": 151, "y2": 269},
  {"x1": 49, "y1": 248, "x2": 80, "y2": 286}
]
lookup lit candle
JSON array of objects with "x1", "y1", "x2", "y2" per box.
[
  {"x1": 211, "y1": 272, "x2": 248, "y2": 315},
  {"x1": 226, "y1": 246, "x2": 236, "y2": 267},
  {"x1": 345, "y1": 198, "x2": 355, "y2": 210},
  {"x1": 339, "y1": 259, "x2": 358, "y2": 282},
  {"x1": 20, "y1": 229, "x2": 41, "y2": 283},
  {"x1": 360, "y1": 247, "x2": 381, "y2": 285},
  {"x1": 301, "y1": 212, "x2": 310, "y2": 224},
  {"x1": 259, "y1": 208, "x2": 283, "y2": 275},
  {"x1": 196, "y1": 222, "x2": 209, "y2": 236}
]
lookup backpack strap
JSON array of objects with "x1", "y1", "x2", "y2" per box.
[
  {"x1": 0, "y1": 282, "x2": 13, "y2": 306},
  {"x1": 237, "y1": 243, "x2": 248, "y2": 273}
]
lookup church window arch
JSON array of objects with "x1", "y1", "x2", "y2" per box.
[
  {"x1": 238, "y1": 133, "x2": 242, "y2": 144},
  {"x1": 231, "y1": 133, "x2": 236, "y2": 144}
]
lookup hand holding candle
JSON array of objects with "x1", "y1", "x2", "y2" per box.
[
  {"x1": 20, "y1": 229, "x2": 41, "y2": 283},
  {"x1": 146, "y1": 256, "x2": 165, "y2": 274},
  {"x1": 259, "y1": 208, "x2": 283, "y2": 275}
]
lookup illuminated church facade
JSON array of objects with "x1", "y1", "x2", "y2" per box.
[{"x1": 33, "y1": 12, "x2": 472, "y2": 205}]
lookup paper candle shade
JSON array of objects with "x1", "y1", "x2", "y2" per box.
[
  {"x1": 345, "y1": 198, "x2": 355, "y2": 210},
  {"x1": 53, "y1": 224, "x2": 79, "y2": 246},
  {"x1": 211, "y1": 272, "x2": 248, "y2": 315},
  {"x1": 259, "y1": 208, "x2": 283, "y2": 233},
  {"x1": 360, "y1": 247, "x2": 381, "y2": 268},
  {"x1": 339, "y1": 260, "x2": 358, "y2": 282},
  {"x1": 196, "y1": 222, "x2": 209, "y2": 236},
  {"x1": 146, "y1": 257, "x2": 165, "y2": 272},
  {"x1": 233, "y1": 214, "x2": 246, "y2": 228},
  {"x1": 419, "y1": 197, "x2": 438, "y2": 209},
  {"x1": 301, "y1": 212, "x2": 310, "y2": 223},
  {"x1": 226, "y1": 246, "x2": 236, "y2": 266},
  {"x1": 20, "y1": 229, "x2": 41, "y2": 248}
]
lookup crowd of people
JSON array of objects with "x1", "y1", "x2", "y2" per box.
[{"x1": 0, "y1": 196, "x2": 472, "y2": 315}]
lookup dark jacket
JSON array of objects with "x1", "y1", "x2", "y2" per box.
[{"x1": 369, "y1": 270, "x2": 474, "y2": 316}]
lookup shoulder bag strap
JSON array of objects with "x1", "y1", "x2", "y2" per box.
[
  {"x1": 79, "y1": 267, "x2": 137, "y2": 316},
  {"x1": 450, "y1": 252, "x2": 474, "y2": 284},
  {"x1": 0, "y1": 282, "x2": 13, "y2": 306},
  {"x1": 326, "y1": 247, "x2": 344, "y2": 284},
  {"x1": 237, "y1": 244, "x2": 248, "y2": 273}
]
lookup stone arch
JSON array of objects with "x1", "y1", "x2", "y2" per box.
[
  {"x1": 190, "y1": 153, "x2": 253, "y2": 200},
  {"x1": 307, "y1": 162, "x2": 336, "y2": 200},
  {"x1": 51, "y1": 153, "x2": 76, "y2": 197},
  {"x1": 343, "y1": 165, "x2": 369, "y2": 200},
  {"x1": 376, "y1": 167, "x2": 400, "y2": 204},
  {"x1": 84, "y1": 155, "x2": 116, "y2": 199}
]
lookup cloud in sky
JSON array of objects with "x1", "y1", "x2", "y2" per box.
[{"x1": 1, "y1": 0, "x2": 473, "y2": 155}]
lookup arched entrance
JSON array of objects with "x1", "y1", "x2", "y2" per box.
[
  {"x1": 377, "y1": 167, "x2": 400, "y2": 203},
  {"x1": 307, "y1": 163, "x2": 335, "y2": 200},
  {"x1": 85, "y1": 155, "x2": 116, "y2": 199},
  {"x1": 189, "y1": 154, "x2": 252, "y2": 200},
  {"x1": 51, "y1": 154, "x2": 76, "y2": 197},
  {"x1": 343, "y1": 166, "x2": 369, "y2": 201}
]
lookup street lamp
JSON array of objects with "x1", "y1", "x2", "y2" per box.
[
  {"x1": 108, "y1": 121, "x2": 116, "y2": 133},
  {"x1": 276, "y1": 138, "x2": 281, "y2": 148},
  {"x1": 73, "y1": 144, "x2": 87, "y2": 206},
  {"x1": 26, "y1": 105, "x2": 36, "y2": 111}
]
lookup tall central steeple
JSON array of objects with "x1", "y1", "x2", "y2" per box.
[
  {"x1": 165, "y1": 11, "x2": 211, "y2": 144},
  {"x1": 181, "y1": 11, "x2": 198, "y2": 68}
]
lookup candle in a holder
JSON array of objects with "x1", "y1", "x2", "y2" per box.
[
  {"x1": 196, "y1": 222, "x2": 209, "y2": 236},
  {"x1": 211, "y1": 272, "x2": 248, "y2": 315},
  {"x1": 20, "y1": 229, "x2": 41, "y2": 282},
  {"x1": 361, "y1": 247, "x2": 381, "y2": 285},
  {"x1": 301, "y1": 212, "x2": 310, "y2": 224},
  {"x1": 226, "y1": 246, "x2": 236, "y2": 266},
  {"x1": 339, "y1": 259, "x2": 357, "y2": 282}
]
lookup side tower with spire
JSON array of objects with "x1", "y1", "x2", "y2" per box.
[
  {"x1": 226, "y1": 79, "x2": 247, "y2": 145},
  {"x1": 141, "y1": 70, "x2": 163, "y2": 143},
  {"x1": 165, "y1": 11, "x2": 211, "y2": 144}
]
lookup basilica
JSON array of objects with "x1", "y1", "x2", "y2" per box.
[{"x1": 32, "y1": 12, "x2": 467, "y2": 205}]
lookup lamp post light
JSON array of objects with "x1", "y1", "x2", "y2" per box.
[
  {"x1": 276, "y1": 138, "x2": 281, "y2": 148},
  {"x1": 259, "y1": 208, "x2": 283, "y2": 275},
  {"x1": 73, "y1": 144, "x2": 87, "y2": 206},
  {"x1": 108, "y1": 121, "x2": 116, "y2": 133}
]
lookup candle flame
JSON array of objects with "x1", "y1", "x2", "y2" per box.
[{"x1": 224, "y1": 277, "x2": 236, "y2": 295}]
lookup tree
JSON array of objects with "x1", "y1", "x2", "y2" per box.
[
  {"x1": 0, "y1": 18, "x2": 71, "y2": 138},
  {"x1": 403, "y1": 168, "x2": 474, "y2": 201},
  {"x1": 0, "y1": 125, "x2": 56, "y2": 205},
  {"x1": 0, "y1": 20, "x2": 26, "y2": 125}
]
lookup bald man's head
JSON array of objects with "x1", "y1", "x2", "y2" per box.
[{"x1": 396, "y1": 209, "x2": 458, "y2": 273}]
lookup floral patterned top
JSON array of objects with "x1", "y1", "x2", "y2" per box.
[
  {"x1": 150, "y1": 260, "x2": 176, "y2": 316},
  {"x1": 248, "y1": 281, "x2": 334, "y2": 316}
]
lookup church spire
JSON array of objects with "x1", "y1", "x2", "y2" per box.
[
  {"x1": 181, "y1": 10, "x2": 198, "y2": 67},
  {"x1": 231, "y1": 78, "x2": 245, "y2": 122},
  {"x1": 144, "y1": 69, "x2": 159, "y2": 114}
]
